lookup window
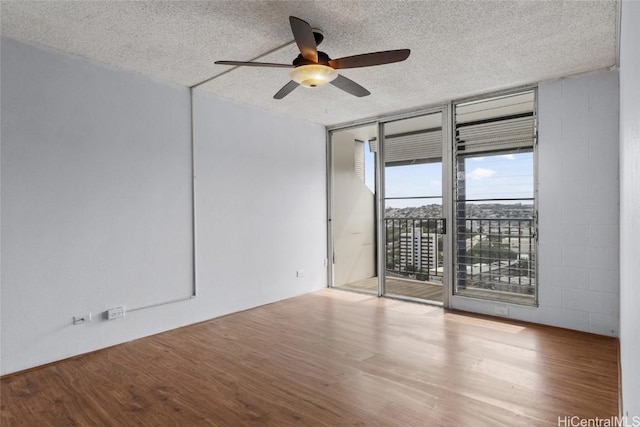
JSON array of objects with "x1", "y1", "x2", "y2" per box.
[{"x1": 453, "y1": 90, "x2": 537, "y2": 305}]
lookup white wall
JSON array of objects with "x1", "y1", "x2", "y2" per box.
[
  {"x1": 193, "y1": 92, "x2": 327, "y2": 309},
  {"x1": 332, "y1": 131, "x2": 376, "y2": 286},
  {"x1": 0, "y1": 37, "x2": 327, "y2": 375},
  {"x1": 619, "y1": 0, "x2": 640, "y2": 418},
  {"x1": 1, "y1": 37, "x2": 194, "y2": 317},
  {"x1": 537, "y1": 71, "x2": 620, "y2": 336},
  {"x1": 451, "y1": 71, "x2": 620, "y2": 337}
]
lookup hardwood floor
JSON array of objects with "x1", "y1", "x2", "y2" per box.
[{"x1": 1, "y1": 289, "x2": 619, "y2": 426}]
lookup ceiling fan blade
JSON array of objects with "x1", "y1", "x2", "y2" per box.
[
  {"x1": 330, "y1": 74, "x2": 370, "y2": 97},
  {"x1": 273, "y1": 81, "x2": 300, "y2": 99},
  {"x1": 215, "y1": 60, "x2": 292, "y2": 68},
  {"x1": 289, "y1": 16, "x2": 318, "y2": 63},
  {"x1": 328, "y1": 49, "x2": 411, "y2": 69}
]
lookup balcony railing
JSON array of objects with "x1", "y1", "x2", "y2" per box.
[
  {"x1": 385, "y1": 217, "x2": 445, "y2": 283},
  {"x1": 456, "y1": 217, "x2": 536, "y2": 296},
  {"x1": 385, "y1": 216, "x2": 536, "y2": 298}
]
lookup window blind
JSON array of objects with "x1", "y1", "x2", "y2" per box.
[
  {"x1": 369, "y1": 127, "x2": 443, "y2": 166},
  {"x1": 455, "y1": 91, "x2": 535, "y2": 154}
]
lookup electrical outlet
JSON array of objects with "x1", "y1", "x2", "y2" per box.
[
  {"x1": 73, "y1": 313, "x2": 92, "y2": 325},
  {"x1": 296, "y1": 270, "x2": 304, "y2": 277},
  {"x1": 494, "y1": 306, "x2": 509, "y2": 316},
  {"x1": 106, "y1": 306, "x2": 125, "y2": 320}
]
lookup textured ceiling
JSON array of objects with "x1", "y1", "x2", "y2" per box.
[{"x1": 1, "y1": 0, "x2": 618, "y2": 126}]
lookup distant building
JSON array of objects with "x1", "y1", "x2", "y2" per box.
[{"x1": 399, "y1": 228, "x2": 437, "y2": 272}]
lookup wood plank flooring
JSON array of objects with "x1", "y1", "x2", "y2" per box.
[{"x1": 1, "y1": 289, "x2": 619, "y2": 426}]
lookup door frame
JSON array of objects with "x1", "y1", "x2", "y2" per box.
[
  {"x1": 326, "y1": 104, "x2": 452, "y2": 308},
  {"x1": 377, "y1": 106, "x2": 451, "y2": 306}
]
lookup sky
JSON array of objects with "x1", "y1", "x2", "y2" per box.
[{"x1": 364, "y1": 145, "x2": 534, "y2": 209}]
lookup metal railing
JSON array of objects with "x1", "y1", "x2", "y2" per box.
[
  {"x1": 385, "y1": 217, "x2": 445, "y2": 282},
  {"x1": 385, "y1": 216, "x2": 536, "y2": 296},
  {"x1": 456, "y1": 217, "x2": 536, "y2": 295}
]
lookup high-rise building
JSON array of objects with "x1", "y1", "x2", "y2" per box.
[{"x1": 399, "y1": 228, "x2": 437, "y2": 272}]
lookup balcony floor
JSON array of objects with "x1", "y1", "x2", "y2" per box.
[{"x1": 338, "y1": 276, "x2": 443, "y2": 303}]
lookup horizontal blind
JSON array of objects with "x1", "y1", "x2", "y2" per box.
[
  {"x1": 369, "y1": 127, "x2": 442, "y2": 166},
  {"x1": 455, "y1": 91, "x2": 535, "y2": 154}
]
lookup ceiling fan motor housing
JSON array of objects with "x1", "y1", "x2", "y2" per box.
[
  {"x1": 292, "y1": 51, "x2": 332, "y2": 67},
  {"x1": 311, "y1": 29, "x2": 324, "y2": 46}
]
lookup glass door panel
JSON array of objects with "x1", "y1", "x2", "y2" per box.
[
  {"x1": 381, "y1": 112, "x2": 446, "y2": 303},
  {"x1": 330, "y1": 124, "x2": 378, "y2": 294},
  {"x1": 453, "y1": 90, "x2": 537, "y2": 305}
]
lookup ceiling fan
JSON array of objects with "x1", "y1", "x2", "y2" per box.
[{"x1": 214, "y1": 16, "x2": 410, "y2": 99}]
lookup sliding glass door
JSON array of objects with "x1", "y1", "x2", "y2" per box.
[
  {"x1": 328, "y1": 109, "x2": 450, "y2": 305},
  {"x1": 328, "y1": 90, "x2": 537, "y2": 308},
  {"x1": 381, "y1": 111, "x2": 448, "y2": 304}
]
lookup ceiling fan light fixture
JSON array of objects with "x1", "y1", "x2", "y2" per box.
[
  {"x1": 289, "y1": 64, "x2": 338, "y2": 88},
  {"x1": 216, "y1": 16, "x2": 410, "y2": 99}
]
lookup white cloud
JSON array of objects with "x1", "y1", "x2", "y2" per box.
[
  {"x1": 499, "y1": 154, "x2": 515, "y2": 160},
  {"x1": 471, "y1": 157, "x2": 485, "y2": 161},
  {"x1": 469, "y1": 167, "x2": 496, "y2": 180}
]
